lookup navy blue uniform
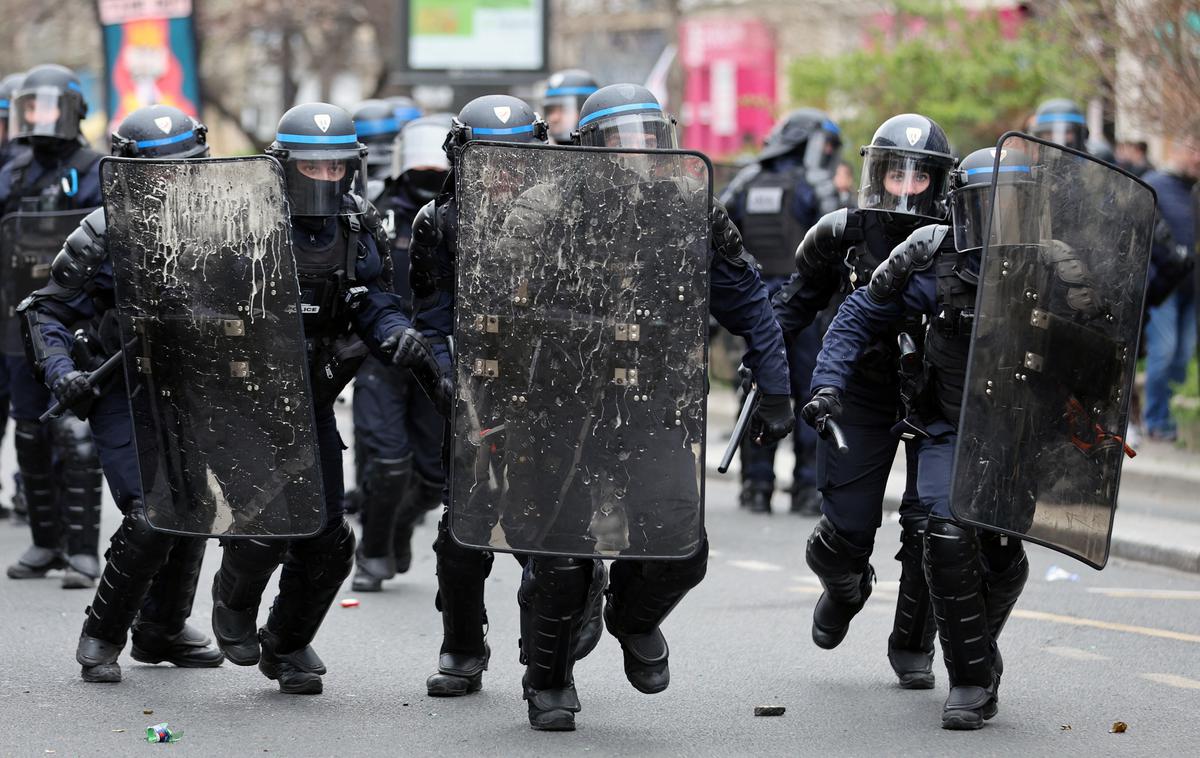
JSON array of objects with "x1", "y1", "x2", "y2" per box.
[{"x1": 721, "y1": 157, "x2": 824, "y2": 508}]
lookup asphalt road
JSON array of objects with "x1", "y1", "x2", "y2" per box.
[{"x1": 1, "y1": 419, "x2": 1198, "y2": 756}]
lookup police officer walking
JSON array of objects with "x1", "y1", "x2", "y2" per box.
[{"x1": 720, "y1": 108, "x2": 844, "y2": 514}]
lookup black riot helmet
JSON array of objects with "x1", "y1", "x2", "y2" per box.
[
  {"x1": 949, "y1": 146, "x2": 1041, "y2": 254},
  {"x1": 759, "y1": 108, "x2": 843, "y2": 169},
  {"x1": 267, "y1": 102, "x2": 367, "y2": 217},
  {"x1": 391, "y1": 114, "x2": 452, "y2": 202},
  {"x1": 0, "y1": 73, "x2": 24, "y2": 141},
  {"x1": 445, "y1": 95, "x2": 548, "y2": 158},
  {"x1": 574, "y1": 84, "x2": 677, "y2": 149},
  {"x1": 1032, "y1": 99, "x2": 1088, "y2": 151},
  {"x1": 10, "y1": 64, "x2": 87, "y2": 143},
  {"x1": 541, "y1": 68, "x2": 599, "y2": 143},
  {"x1": 858, "y1": 113, "x2": 955, "y2": 222},
  {"x1": 353, "y1": 99, "x2": 401, "y2": 179},
  {"x1": 386, "y1": 96, "x2": 423, "y2": 130},
  {"x1": 110, "y1": 104, "x2": 209, "y2": 159}
]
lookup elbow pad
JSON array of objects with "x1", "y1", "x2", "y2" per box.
[
  {"x1": 409, "y1": 200, "x2": 443, "y2": 299},
  {"x1": 795, "y1": 208, "x2": 858, "y2": 278},
  {"x1": 866, "y1": 224, "x2": 948, "y2": 303},
  {"x1": 48, "y1": 208, "x2": 108, "y2": 295}
]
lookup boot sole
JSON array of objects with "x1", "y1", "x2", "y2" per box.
[
  {"x1": 216, "y1": 644, "x2": 261, "y2": 667},
  {"x1": 260, "y1": 662, "x2": 323, "y2": 694},
  {"x1": 81, "y1": 665, "x2": 122, "y2": 683},
  {"x1": 896, "y1": 672, "x2": 936, "y2": 690},
  {"x1": 529, "y1": 712, "x2": 576, "y2": 731},
  {"x1": 62, "y1": 574, "x2": 96, "y2": 590},
  {"x1": 942, "y1": 701, "x2": 998, "y2": 730},
  {"x1": 130, "y1": 646, "x2": 225, "y2": 668},
  {"x1": 7, "y1": 566, "x2": 56, "y2": 579},
  {"x1": 427, "y1": 673, "x2": 483, "y2": 697}
]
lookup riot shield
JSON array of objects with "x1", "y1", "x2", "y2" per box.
[
  {"x1": 102, "y1": 156, "x2": 325, "y2": 538},
  {"x1": 0, "y1": 209, "x2": 95, "y2": 354},
  {"x1": 449, "y1": 142, "x2": 711, "y2": 560},
  {"x1": 952, "y1": 133, "x2": 1156, "y2": 568}
]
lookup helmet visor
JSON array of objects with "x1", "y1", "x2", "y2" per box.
[
  {"x1": 282, "y1": 155, "x2": 366, "y2": 216},
  {"x1": 802, "y1": 129, "x2": 842, "y2": 172},
  {"x1": 394, "y1": 120, "x2": 451, "y2": 179},
  {"x1": 11, "y1": 88, "x2": 82, "y2": 141},
  {"x1": 577, "y1": 112, "x2": 677, "y2": 150},
  {"x1": 1033, "y1": 120, "x2": 1086, "y2": 151},
  {"x1": 951, "y1": 180, "x2": 1042, "y2": 253},
  {"x1": 543, "y1": 95, "x2": 584, "y2": 143},
  {"x1": 858, "y1": 147, "x2": 952, "y2": 220}
]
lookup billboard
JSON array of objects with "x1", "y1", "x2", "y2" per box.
[
  {"x1": 97, "y1": 0, "x2": 202, "y2": 126},
  {"x1": 407, "y1": 0, "x2": 546, "y2": 72}
]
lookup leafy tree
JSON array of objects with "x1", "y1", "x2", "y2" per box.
[{"x1": 789, "y1": 1, "x2": 1096, "y2": 161}]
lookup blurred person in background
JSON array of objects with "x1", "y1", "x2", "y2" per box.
[
  {"x1": 540, "y1": 68, "x2": 599, "y2": 145},
  {"x1": 1117, "y1": 140, "x2": 1154, "y2": 177}
]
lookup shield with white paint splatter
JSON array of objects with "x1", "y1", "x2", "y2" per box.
[{"x1": 100, "y1": 155, "x2": 325, "y2": 538}]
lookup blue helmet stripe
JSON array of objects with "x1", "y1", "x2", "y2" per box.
[
  {"x1": 276, "y1": 131, "x2": 359, "y2": 145},
  {"x1": 394, "y1": 107, "x2": 423, "y2": 122},
  {"x1": 1035, "y1": 112, "x2": 1086, "y2": 125},
  {"x1": 822, "y1": 118, "x2": 841, "y2": 135},
  {"x1": 0, "y1": 99, "x2": 8, "y2": 109},
  {"x1": 965, "y1": 165, "x2": 1032, "y2": 176},
  {"x1": 472, "y1": 124, "x2": 535, "y2": 136},
  {"x1": 67, "y1": 81, "x2": 82, "y2": 93},
  {"x1": 545, "y1": 86, "x2": 598, "y2": 97},
  {"x1": 355, "y1": 118, "x2": 400, "y2": 137},
  {"x1": 135, "y1": 130, "x2": 196, "y2": 149},
  {"x1": 578, "y1": 102, "x2": 663, "y2": 127}
]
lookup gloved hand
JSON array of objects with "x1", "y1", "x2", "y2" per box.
[
  {"x1": 430, "y1": 375, "x2": 455, "y2": 417},
  {"x1": 750, "y1": 393, "x2": 794, "y2": 445},
  {"x1": 800, "y1": 386, "x2": 843, "y2": 430},
  {"x1": 51, "y1": 370, "x2": 99, "y2": 420},
  {"x1": 380, "y1": 327, "x2": 435, "y2": 370}
]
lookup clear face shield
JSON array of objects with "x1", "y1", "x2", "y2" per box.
[
  {"x1": 281, "y1": 150, "x2": 366, "y2": 217},
  {"x1": 858, "y1": 147, "x2": 951, "y2": 220},
  {"x1": 951, "y1": 179, "x2": 1042, "y2": 253},
  {"x1": 392, "y1": 120, "x2": 451, "y2": 200},
  {"x1": 543, "y1": 95, "x2": 584, "y2": 144},
  {"x1": 802, "y1": 129, "x2": 842, "y2": 172},
  {"x1": 11, "y1": 87, "x2": 82, "y2": 142},
  {"x1": 578, "y1": 112, "x2": 678, "y2": 150},
  {"x1": 1033, "y1": 119, "x2": 1086, "y2": 151}
]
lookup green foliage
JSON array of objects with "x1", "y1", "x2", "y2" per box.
[{"x1": 789, "y1": 0, "x2": 1096, "y2": 164}]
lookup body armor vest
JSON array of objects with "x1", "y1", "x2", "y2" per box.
[
  {"x1": 738, "y1": 166, "x2": 811, "y2": 277},
  {"x1": 923, "y1": 251, "x2": 976, "y2": 424},
  {"x1": 293, "y1": 216, "x2": 360, "y2": 339},
  {"x1": 3, "y1": 148, "x2": 101, "y2": 216}
]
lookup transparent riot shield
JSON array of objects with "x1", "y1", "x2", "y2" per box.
[
  {"x1": 952, "y1": 133, "x2": 1157, "y2": 568},
  {"x1": 102, "y1": 156, "x2": 325, "y2": 538},
  {"x1": 0, "y1": 209, "x2": 94, "y2": 354},
  {"x1": 449, "y1": 142, "x2": 711, "y2": 560}
]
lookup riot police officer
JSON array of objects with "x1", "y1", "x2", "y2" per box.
[
  {"x1": 0, "y1": 64, "x2": 103, "y2": 588},
  {"x1": 1031, "y1": 99, "x2": 1088, "y2": 151},
  {"x1": 773, "y1": 113, "x2": 956, "y2": 689},
  {"x1": 802, "y1": 146, "x2": 1046, "y2": 728},
  {"x1": 350, "y1": 114, "x2": 453, "y2": 592},
  {"x1": 720, "y1": 108, "x2": 843, "y2": 514},
  {"x1": 0, "y1": 73, "x2": 27, "y2": 169},
  {"x1": 353, "y1": 98, "x2": 422, "y2": 196},
  {"x1": 20, "y1": 105, "x2": 226, "y2": 682},
  {"x1": 207, "y1": 103, "x2": 432, "y2": 694},
  {"x1": 540, "y1": 68, "x2": 599, "y2": 144}
]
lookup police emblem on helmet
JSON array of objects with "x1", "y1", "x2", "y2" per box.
[
  {"x1": 155, "y1": 116, "x2": 173, "y2": 134},
  {"x1": 493, "y1": 106, "x2": 511, "y2": 123},
  {"x1": 314, "y1": 113, "x2": 332, "y2": 132},
  {"x1": 906, "y1": 127, "x2": 922, "y2": 146}
]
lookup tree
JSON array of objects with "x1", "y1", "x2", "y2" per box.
[{"x1": 788, "y1": 0, "x2": 1096, "y2": 160}]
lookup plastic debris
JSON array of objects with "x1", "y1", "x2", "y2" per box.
[
  {"x1": 146, "y1": 723, "x2": 183, "y2": 743},
  {"x1": 113, "y1": 729, "x2": 126, "y2": 733},
  {"x1": 340, "y1": 598, "x2": 360, "y2": 608},
  {"x1": 143, "y1": 709, "x2": 153, "y2": 715},
  {"x1": 1060, "y1": 724, "x2": 1072, "y2": 731},
  {"x1": 1110, "y1": 721, "x2": 1128, "y2": 733},
  {"x1": 753, "y1": 705, "x2": 786, "y2": 717},
  {"x1": 1044, "y1": 565, "x2": 1079, "y2": 582}
]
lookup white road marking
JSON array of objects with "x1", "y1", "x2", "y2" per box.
[
  {"x1": 1087, "y1": 588, "x2": 1200, "y2": 600},
  {"x1": 728, "y1": 559, "x2": 783, "y2": 572},
  {"x1": 1041, "y1": 645, "x2": 1110, "y2": 661},
  {"x1": 1140, "y1": 673, "x2": 1200, "y2": 690}
]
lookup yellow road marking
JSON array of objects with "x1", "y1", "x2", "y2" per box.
[
  {"x1": 1086, "y1": 588, "x2": 1200, "y2": 600},
  {"x1": 1014, "y1": 609, "x2": 1200, "y2": 643},
  {"x1": 1140, "y1": 673, "x2": 1200, "y2": 690}
]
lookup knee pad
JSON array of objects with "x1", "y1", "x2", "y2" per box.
[
  {"x1": 220, "y1": 536, "x2": 290, "y2": 577},
  {"x1": 290, "y1": 518, "x2": 356, "y2": 589},
  {"x1": 49, "y1": 415, "x2": 100, "y2": 468},
  {"x1": 363, "y1": 455, "x2": 413, "y2": 496},
  {"x1": 806, "y1": 516, "x2": 874, "y2": 577},
  {"x1": 14, "y1": 419, "x2": 53, "y2": 476},
  {"x1": 108, "y1": 502, "x2": 174, "y2": 573},
  {"x1": 519, "y1": 557, "x2": 593, "y2": 615},
  {"x1": 433, "y1": 511, "x2": 493, "y2": 576},
  {"x1": 895, "y1": 515, "x2": 928, "y2": 565},
  {"x1": 979, "y1": 532, "x2": 1027, "y2": 575},
  {"x1": 923, "y1": 518, "x2": 981, "y2": 585}
]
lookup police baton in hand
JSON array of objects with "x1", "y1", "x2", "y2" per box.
[
  {"x1": 39, "y1": 338, "x2": 138, "y2": 423},
  {"x1": 718, "y1": 365, "x2": 759, "y2": 474},
  {"x1": 815, "y1": 415, "x2": 849, "y2": 455}
]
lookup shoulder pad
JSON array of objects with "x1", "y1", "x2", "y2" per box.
[
  {"x1": 718, "y1": 164, "x2": 762, "y2": 206},
  {"x1": 48, "y1": 208, "x2": 108, "y2": 294},
  {"x1": 866, "y1": 224, "x2": 949, "y2": 303},
  {"x1": 795, "y1": 208, "x2": 857, "y2": 276},
  {"x1": 411, "y1": 200, "x2": 441, "y2": 247},
  {"x1": 711, "y1": 197, "x2": 751, "y2": 268}
]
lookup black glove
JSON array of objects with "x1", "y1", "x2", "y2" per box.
[
  {"x1": 800, "y1": 386, "x2": 843, "y2": 430},
  {"x1": 431, "y1": 375, "x2": 455, "y2": 417},
  {"x1": 750, "y1": 393, "x2": 794, "y2": 445},
  {"x1": 380, "y1": 327, "x2": 435, "y2": 370},
  {"x1": 51, "y1": 370, "x2": 99, "y2": 420}
]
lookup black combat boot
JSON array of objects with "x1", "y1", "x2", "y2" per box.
[
  {"x1": 980, "y1": 534, "x2": 1029, "y2": 681},
  {"x1": 211, "y1": 538, "x2": 289, "y2": 665},
  {"x1": 427, "y1": 512, "x2": 494, "y2": 697},
  {"x1": 519, "y1": 558, "x2": 594, "y2": 731},
  {"x1": 806, "y1": 516, "x2": 875, "y2": 649},
  {"x1": 790, "y1": 486, "x2": 822, "y2": 516},
  {"x1": 739, "y1": 479, "x2": 773, "y2": 514},
  {"x1": 130, "y1": 537, "x2": 224, "y2": 668},
  {"x1": 76, "y1": 504, "x2": 174, "y2": 683},
  {"x1": 352, "y1": 456, "x2": 412, "y2": 591},
  {"x1": 259, "y1": 519, "x2": 355, "y2": 694},
  {"x1": 393, "y1": 472, "x2": 442, "y2": 574},
  {"x1": 605, "y1": 540, "x2": 708, "y2": 694},
  {"x1": 925, "y1": 519, "x2": 998, "y2": 730},
  {"x1": 888, "y1": 516, "x2": 936, "y2": 689}
]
